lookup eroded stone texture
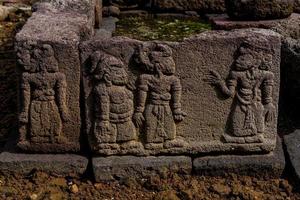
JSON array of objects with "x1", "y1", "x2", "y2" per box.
[
  {"x1": 225, "y1": 0, "x2": 294, "y2": 20},
  {"x1": 93, "y1": 156, "x2": 192, "y2": 182},
  {"x1": 0, "y1": 152, "x2": 88, "y2": 177},
  {"x1": 15, "y1": 0, "x2": 96, "y2": 152},
  {"x1": 284, "y1": 130, "x2": 300, "y2": 182},
  {"x1": 295, "y1": 0, "x2": 300, "y2": 13},
  {"x1": 81, "y1": 29, "x2": 281, "y2": 156},
  {"x1": 153, "y1": 0, "x2": 226, "y2": 13},
  {"x1": 194, "y1": 138, "x2": 285, "y2": 178}
]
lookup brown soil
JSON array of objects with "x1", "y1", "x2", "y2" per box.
[{"x1": 0, "y1": 171, "x2": 299, "y2": 200}]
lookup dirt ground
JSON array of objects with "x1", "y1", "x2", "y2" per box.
[{"x1": 0, "y1": 171, "x2": 299, "y2": 200}]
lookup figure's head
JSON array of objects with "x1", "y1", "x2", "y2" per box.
[
  {"x1": 39, "y1": 44, "x2": 59, "y2": 72},
  {"x1": 90, "y1": 51, "x2": 128, "y2": 86},
  {"x1": 149, "y1": 44, "x2": 176, "y2": 75},
  {"x1": 234, "y1": 37, "x2": 273, "y2": 71}
]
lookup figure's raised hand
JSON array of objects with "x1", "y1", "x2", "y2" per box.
[
  {"x1": 133, "y1": 112, "x2": 145, "y2": 128},
  {"x1": 207, "y1": 70, "x2": 223, "y2": 86}
]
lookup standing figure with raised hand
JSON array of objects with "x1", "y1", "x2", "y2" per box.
[{"x1": 208, "y1": 37, "x2": 276, "y2": 144}]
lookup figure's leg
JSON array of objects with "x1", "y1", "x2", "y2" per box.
[
  {"x1": 163, "y1": 107, "x2": 187, "y2": 148},
  {"x1": 145, "y1": 105, "x2": 164, "y2": 143}
]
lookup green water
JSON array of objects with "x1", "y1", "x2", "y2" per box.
[{"x1": 113, "y1": 17, "x2": 212, "y2": 42}]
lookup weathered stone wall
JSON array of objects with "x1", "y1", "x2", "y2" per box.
[
  {"x1": 81, "y1": 29, "x2": 281, "y2": 156},
  {"x1": 15, "y1": 0, "x2": 96, "y2": 152}
]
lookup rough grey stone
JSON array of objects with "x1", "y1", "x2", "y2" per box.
[
  {"x1": 225, "y1": 0, "x2": 294, "y2": 20},
  {"x1": 15, "y1": 0, "x2": 96, "y2": 152},
  {"x1": 0, "y1": 152, "x2": 88, "y2": 177},
  {"x1": 272, "y1": 13, "x2": 300, "y2": 39},
  {"x1": 81, "y1": 29, "x2": 281, "y2": 156},
  {"x1": 93, "y1": 156, "x2": 192, "y2": 182},
  {"x1": 153, "y1": 0, "x2": 226, "y2": 13},
  {"x1": 193, "y1": 138, "x2": 285, "y2": 178},
  {"x1": 295, "y1": 0, "x2": 300, "y2": 13},
  {"x1": 208, "y1": 14, "x2": 288, "y2": 30},
  {"x1": 284, "y1": 130, "x2": 300, "y2": 182},
  {"x1": 95, "y1": 17, "x2": 118, "y2": 39}
]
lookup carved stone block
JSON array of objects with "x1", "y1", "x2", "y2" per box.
[
  {"x1": 152, "y1": 0, "x2": 226, "y2": 13},
  {"x1": 0, "y1": 152, "x2": 88, "y2": 177},
  {"x1": 194, "y1": 138, "x2": 285, "y2": 178},
  {"x1": 81, "y1": 28, "x2": 281, "y2": 156},
  {"x1": 15, "y1": 0, "x2": 96, "y2": 152},
  {"x1": 93, "y1": 156, "x2": 192, "y2": 182},
  {"x1": 284, "y1": 130, "x2": 300, "y2": 182}
]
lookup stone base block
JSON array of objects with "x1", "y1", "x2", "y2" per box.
[
  {"x1": 0, "y1": 152, "x2": 88, "y2": 177},
  {"x1": 92, "y1": 156, "x2": 192, "y2": 182},
  {"x1": 193, "y1": 139, "x2": 285, "y2": 178},
  {"x1": 284, "y1": 130, "x2": 300, "y2": 183},
  {"x1": 207, "y1": 14, "x2": 287, "y2": 30}
]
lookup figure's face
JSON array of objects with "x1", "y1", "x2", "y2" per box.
[
  {"x1": 106, "y1": 57, "x2": 128, "y2": 85},
  {"x1": 151, "y1": 53, "x2": 176, "y2": 75},
  {"x1": 235, "y1": 47, "x2": 260, "y2": 70}
]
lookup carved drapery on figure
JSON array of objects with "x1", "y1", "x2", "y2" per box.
[
  {"x1": 89, "y1": 52, "x2": 142, "y2": 153},
  {"x1": 17, "y1": 44, "x2": 69, "y2": 146},
  {"x1": 134, "y1": 43, "x2": 187, "y2": 150},
  {"x1": 86, "y1": 43, "x2": 186, "y2": 154},
  {"x1": 208, "y1": 37, "x2": 276, "y2": 144}
]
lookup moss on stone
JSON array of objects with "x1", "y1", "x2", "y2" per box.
[{"x1": 114, "y1": 17, "x2": 211, "y2": 41}]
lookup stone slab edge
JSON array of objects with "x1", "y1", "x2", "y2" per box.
[
  {"x1": 0, "y1": 152, "x2": 89, "y2": 177},
  {"x1": 284, "y1": 130, "x2": 300, "y2": 183},
  {"x1": 193, "y1": 138, "x2": 285, "y2": 178},
  {"x1": 92, "y1": 156, "x2": 192, "y2": 182}
]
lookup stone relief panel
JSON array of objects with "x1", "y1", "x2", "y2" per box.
[
  {"x1": 17, "y1": 43, "x2": 79, "y2": 152},
  {"x1": 84, "y1": 43, "x2": 186, "y2": 155},
  {"x1": 208, "y1": 37, "x2": 276, "y2": 144},
  {"x1": 81, "y1": 29, "x2": 281, "y2": 156}
]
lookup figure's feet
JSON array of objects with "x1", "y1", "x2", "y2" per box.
[
  {"x1": 17, "y1": 140, "x2": 30, "y2": 148},
  {"x1": 55, "y1": 136, "x2": 69, "y2": 144},
  {"x1": 121, "y1": 140, "x2": 143, "y2": 150},
  {"x1": 222, "y1": 134, "x2": 265, "y2": 144},
  {"x1": 30, "y1": 136, "x2": 50, "y2": 143},
  {"x1": 164, "y1": 137, "x2": 187, "y2": 149},
  {"x1": 144, "y1": 143, "x2": 164, "y2": 150},
  {"x1": 98, "y1": 143, "x2": 120, "y2": 150}
]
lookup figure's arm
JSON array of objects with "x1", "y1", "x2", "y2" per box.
[
  {"x1": 133, "y1": 75, "x2": 148, "y2": 127},
  {"x1": 19, "y1": 73, "x2": 30, "y2": 123},
  {"x1": 94, "y1": 84, "x2": 110, "y2": 133},
  {"x1": 57, "y1": 73, "x2": 69, "y2": 122},
  {"x1": 171, "y1": 77, "x2": 186, "y2": 121},
  {"x1": 208, "y1": 70, "x2": 237, "y2": 97},
  {"x1": 262, "y1": 72, "x2": 276, "y2": 124},
  {"x1": 94, "y1": 84, "x2": 110, "y2": 122}
]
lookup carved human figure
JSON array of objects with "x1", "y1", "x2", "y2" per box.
[
  {"x1": 208, "y1": 38, "x2": 276, "y2": 143},
  {"x1": 134, "y1": 43, "x2": 187, "y2": 149},
  {"x1": 90, "y1": 52, "x2": 141, "y2": 150},
  {"x1": 18, "y1": 44, "x2": 69, "y2": 145}
]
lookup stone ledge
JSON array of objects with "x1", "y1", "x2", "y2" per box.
[
  {"x1": 0, "y1": 152, "x2": 89, "y2": 177},
  {"x1": 207, "y1": 14, "x2": 288, "y2": 30},
  {"x1": 92, "y1": 156, "x2": 192, "y2": 182},
  {"x1": 284, "y1": 130, "x2": 300, "y2": 182},
  {"x1": 193, "y1": 138, "x2": 285, "y2": 178}
]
